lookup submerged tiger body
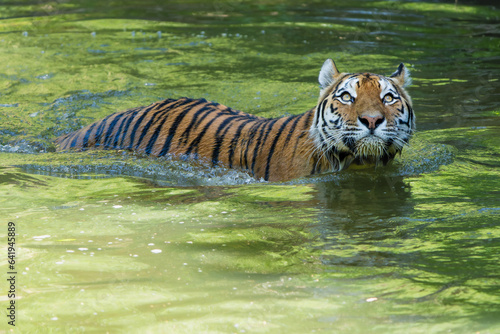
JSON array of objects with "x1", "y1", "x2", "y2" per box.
[{"x1": 56, "y1": 59, "x2": 415, "y2": 181}]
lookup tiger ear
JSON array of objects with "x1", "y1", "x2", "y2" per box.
[
  {"x1": 319, "y1": 59, "x2": 341, "y2": 91},
  {"x1": 390, "y1": 63, "x2": 412, "y2": 88}
]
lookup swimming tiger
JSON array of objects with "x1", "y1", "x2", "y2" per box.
[{"x1": 56, "y1": 59, "x2": 415, "y2": 181}]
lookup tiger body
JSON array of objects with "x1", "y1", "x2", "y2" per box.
[
  {"x1": 56, "y1": 59, "x2": 415, "y2": 181},
  {"x1": 56, "y1": 98, "x2": 317, "y2": 181}
]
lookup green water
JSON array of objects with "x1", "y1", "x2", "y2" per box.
[{"x1": 1, "y1": 1, "x2": 499, "y2": 333}]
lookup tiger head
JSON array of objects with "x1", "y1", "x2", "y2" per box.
[{"x1": 310, "y1": 59, "x2": 415, "y2": 172}]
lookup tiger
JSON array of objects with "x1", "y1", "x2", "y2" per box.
[{"x1": 56, "y1": 59, "x2": 415, "y2": 182}]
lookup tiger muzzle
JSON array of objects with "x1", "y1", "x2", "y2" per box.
[{"x1": 359, "y1": 115, "x2": 385, "y2": 130}]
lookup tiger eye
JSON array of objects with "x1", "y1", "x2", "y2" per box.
[
  {"x1": 384, "y1": 94, "x2": 394, "y2": 103},
  {"x1": 341, "y1": 92, "x2": 352, "y2": 102}
]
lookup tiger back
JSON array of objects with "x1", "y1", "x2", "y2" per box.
[{"x1": 56, "y1": 59, "x2": 415, "y2": 181}]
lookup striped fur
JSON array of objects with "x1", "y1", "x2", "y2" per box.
[{"x1": 56, "y1": 59, "x2": 415, "y2": 181}]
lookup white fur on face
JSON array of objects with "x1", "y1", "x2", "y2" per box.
[
  {"x1": 310, "y1": 73, "x2": 415, "y2": 172},
  {"x1": 333, "y1": 77, "x2": 359, "y2": 103},
  {"x1": 379, "y1": 77, "x2": 400, "y2": 102}
]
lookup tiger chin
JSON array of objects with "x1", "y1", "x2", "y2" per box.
[{"x1": 56, "y1": 59, "x2": 415, "y2": 182}]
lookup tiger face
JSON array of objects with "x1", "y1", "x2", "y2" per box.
[{"x1": 310, "y1": 59, "x2": 415, "y2": 171}]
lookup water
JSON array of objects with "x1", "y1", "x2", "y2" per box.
[{"x1": 1, "y1": 1, "x2": 499, "y2": 333}]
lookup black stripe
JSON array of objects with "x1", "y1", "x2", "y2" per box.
[
  {"x1": 211, "y1": 115, "x2": 245, "y2": 166},
  {"x1": 114, "y1": 108, "x2": 142, "y2": 148},
  {"x1": 257, "y1": 118, "x2": 280, "y2": 155},
  {"x1": 406, "y1": 102, "x2": 414, "y2": 127},
  {"x1": 242, "y1": 120, "x2": 267, "y2": 172},
  {"x1": 153, "y1": 99, "x2": 208, "y2": 156},
  {"x1": 145, "y1": 111, "x2": 171, "y2": 155},
  {"x1": 391, "y1": 81, "x2": 402, "y2": 95},
  {"x1": 283, "y1": 113, "x2": 304, "y2": 148},
  {"x1": 251, "y1": 118, "x2": 278, "y2": 174},
  {"x1": 125, "y1": 102, "x2": 168, "y2": 150},
  {"x1": 93, "y1": 114, "x2": 115, "y2": 147},
  {"x1": 310, "y1": 154, "x2": 319, "y2": 175},
  {"x1": 101, "y1": 112, "x2": 127, "y2": 148},
  {"x1": 133, "y1": 102, "x2": 180, "y2": 151},
  {"x1": 177, "y1": 100, "x2": 216, "y2": 146},
  {"x1": 321, "y1": 108, "x2": 330, "y2": 129},
  {"x1": 290, "y1": 113, "x2": 313, "y2": 161},
  {"x1": 141, "y1": 99, "x2": 197, "y2": 155},
  {"x1": 79, "y1": 123, "x2": 98, "y2": 148},
  {"x1": 388, "y1": 88, "x2": 398, "y2": 96},
  {"x1": 228, "y1": 119, "x2": 255, "y2": 169},
  {"x1": 192, "y1": 100, "x2": 214, "y2": 129},
  {"x1": 219, "y1": 104, "x2": 240, "y2": 116},
  {"x1": 397, "y1": 104, "x2": 411, "y2": 127},
  {"x1": 315, "y1": 99, "x2": 328, "y2": 127},
  {"x1": 336, "y1": 74, "x2": 352, "y2": 87},
  {"x1": 124, "y1": 99, "x2": 179, "y2": 150},
  {"x1": 184, "y1": 112, "x2": 223, "y2": 157},
  {"x1": 264, "y1": 115, "x2": 300, "y2": 181},
  {"x1": 62, "y1": 132, "x2": 76, "y2": 150}
]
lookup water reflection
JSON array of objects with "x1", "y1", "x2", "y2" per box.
[
  {"x1": 317, "y1": 172, "x2": 413, "y2": 222},
  {"x1": 311, "y1": 172, "x2": 414, "y2": 269}
]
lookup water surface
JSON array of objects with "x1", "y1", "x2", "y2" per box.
[{"x1": 0, "y1": 1, "x2": 499, "y2": 333}]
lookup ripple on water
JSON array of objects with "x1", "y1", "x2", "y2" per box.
[
  {"x1": 17, "y1": 136, "x2": 454, "y2": 187},
  {"x1": 20, "y1": 152, "x2": 261, "y2": 187},
  {"x1": 0, "y1": 142, "x2": 42, "y2": 154}
]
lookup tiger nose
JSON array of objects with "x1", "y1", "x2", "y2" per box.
[{"x1": 359, "y1": 115, "x2": 384, "y2": 130}]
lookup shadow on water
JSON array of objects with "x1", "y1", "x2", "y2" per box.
[{"x1": 0, "y1": 166, "x2": 47, "y2": 187}]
